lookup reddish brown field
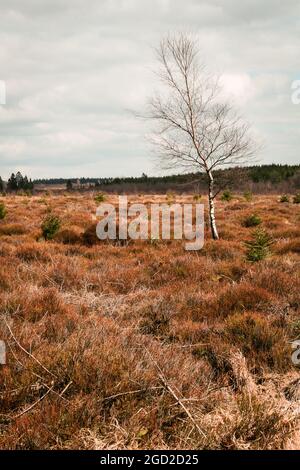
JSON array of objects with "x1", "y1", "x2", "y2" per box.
[{"x1": 0, "y1": 193, "x2": 299, "y2": 449}]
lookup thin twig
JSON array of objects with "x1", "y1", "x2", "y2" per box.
[
  {"x1": 17, "y1": 263, "x2": 59, "y2": 289},
  {"x1": 177, "y1": 342, "x2": 210, "y2": 349},
  {"x1": 59, "y1": 381, "x2": 73, "y2": 397},
  {"x1": 5, "y1": 341, "x2": 69, "y2": 403},
  {"x1": 12, "y1": 386, "x2": 54, "y2": 420},
  {"x1": 144, "y1": 347, "x2": 206, "y2": 439},
  {"x1": 103, "y1": 386, "x2": 164, "y2": 402},
  {"x1": 3, "y1": 316, "x2": 57, "y2": 378}
]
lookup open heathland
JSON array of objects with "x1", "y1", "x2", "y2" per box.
[{"x1": 0, "y1": 192, "x2": 299, "y2": 449}]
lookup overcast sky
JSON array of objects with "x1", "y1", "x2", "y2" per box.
[{"x1": 0, "y1": 0, "x2": 299, "y2": 179}]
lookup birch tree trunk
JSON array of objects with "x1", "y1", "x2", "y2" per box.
[{"x1": 208, "y1": 171, "x2": 219, "y2": 240}]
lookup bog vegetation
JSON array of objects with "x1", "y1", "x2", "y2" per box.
[{"x1": 0, "y1": 192, "x2": 299, "y2": 449}]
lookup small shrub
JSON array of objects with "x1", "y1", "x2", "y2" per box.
[
  {"x1": 293, "y1": 193, "x2": 300, "y2": 204},
  {"x1": 201, "y1": 239, "x2": 241, "y2": 260},
  {"x1": 82, "y1": 223, "x2": 99, "y2": 246},
  {"x1": 226, "y1": 313, "x2": 275, "y2": 354},
  {"x1": 245, "y1": 228, "x2": 273, "y2": 262},
  {"x1": 166, "y1": 191, "x2": 175, "y2": 205},
  {"x1": 193, "y1": 194, "x2": 202, "y2": 201},
  {"x1": 41, "y1": 214, "x2": 61, "y2": 240},
  {"x1": 216, "y1": 282, "x2": 272, "y2": 317},
  {"x1": 172, "y1": 261, "x2": 188, "y2": 278},
  {"x1": 221, "y1": 189, "x2": 233, "y2": 202},
  {"x1": 139, "y1": 299, "x2": 172, "y2": 337},
  {"x1": 280, "y1": 195, "x2": 289, "y2": 203},
  {"x1": 82, "y1": 221, "x2": 122, "y2": 246},
  {"x1": 55, "y1": 228, "x2": 82, "y2": 245},
  {"x1": 225, "y1": 312, "x2": 290, "y2": 371},
  {"x1": 243, "y1": 191, "x2": 253, "y2": 202},
  {"x1": 243, "y1": 214, "x2": 262, "y2": 228},
  {"x1": 0, "y1": 202, "x2": 7, "y2": 219},
  {"x1": 94, "y1": 193, "x2": 105, "y2": 204},
  {"x1": 37, "y1": 198, "x2": 47, "y2": 204}
]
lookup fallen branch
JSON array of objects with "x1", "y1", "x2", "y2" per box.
[
  {"x1": 144, "y1": 347, "x2": 206, "y2": 439},
  {"x1": 103, "y1": 386, "x2": 164, "y2": 402},
  {"x1": 59, "y1": 381, "x2": 73, "y2": 398},
  {"x1": 12, "y1": 386, "x2": 54, "y2": 420}
]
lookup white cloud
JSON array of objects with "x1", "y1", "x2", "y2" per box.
[{"x1": 220, "y1": 73, "x2": 256, "y2": 105}]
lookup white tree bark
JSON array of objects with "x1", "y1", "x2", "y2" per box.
[{"x1": 208, "y1": 171, "x2": 219, "y2": 240}]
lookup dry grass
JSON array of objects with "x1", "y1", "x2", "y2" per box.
[{"x1": 0, "y1": 193, "x2": 299, "y2": 449}]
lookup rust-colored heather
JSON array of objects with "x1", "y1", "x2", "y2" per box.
[
  {"x1": 0, "y1": 223, "x2": 27, "y2": 236},
  {"x1": 0, "y1": 193, "x2": 299, "y2": 450},
  {"x1": 55, "y1": 227, "x2": 83, "y2": 245}
]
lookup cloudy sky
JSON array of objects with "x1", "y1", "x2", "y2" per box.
[{"x1": 0, "y1": 0, "x2": 299, "y2": 179}]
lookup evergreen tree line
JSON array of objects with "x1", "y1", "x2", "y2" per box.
[
  {"x1": 250, "y1": 164, "x2": 299, "y2": 183},
  {"x1": 1, "y1": 172, "x2": 34, "y2": 192},
  {"x1": 1, "y1": 165, "x2": 297, "y2": 193},
  {"x1": 33, "y1": 164, "x2": 300, "y2": 187}
]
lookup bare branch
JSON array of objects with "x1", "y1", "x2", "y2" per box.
[
  {"x1": 145, "y1": 33, "x2": 258, "y2": 239},
  {"x1": 147, "y1": 33, "x2": 257, "y2": 174}
]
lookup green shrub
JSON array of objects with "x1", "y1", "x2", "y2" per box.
[
  {"x1": 243, "y1": 213, "x2": 262, "y2": 227},
  {"x1": 0, "y1": 202, "x2": 7, "y2": 220},
  {"x1": 221, "y1": 189, "x2": 233, "y2": 202},
  {"x1": 280, "y1": 195, "x2": 289, "y2": 203},
  {"x1": 94, "y1": 193, "x2": 106, "y2": 204},
  {"x1": 41, "y1": 214, "x2": 61, "y2": 240},
  {"x1": 166, "y1": 190, "x2": 175, "y2": 201},
  {"x1": 245, "y1": 228, "x2": 273, "y2": 262},
  {"x1": 243, "y1": 191, "x2": 253, "y2": 202},
  {"x1": 293, "y1": 193, "x2": 300, "y2": 204}
]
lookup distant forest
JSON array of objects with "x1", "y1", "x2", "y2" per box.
[{"x1": 32, "y1": 164, "x2": 300, "y2": 194}]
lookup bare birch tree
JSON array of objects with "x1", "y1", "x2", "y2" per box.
[{"x1": 147, "y1": 34, "x2": 257, "y2": 239}]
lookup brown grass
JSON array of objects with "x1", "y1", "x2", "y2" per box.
[{"x1": 0, "y1": 193, "x2": 299, "y2": 449}]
